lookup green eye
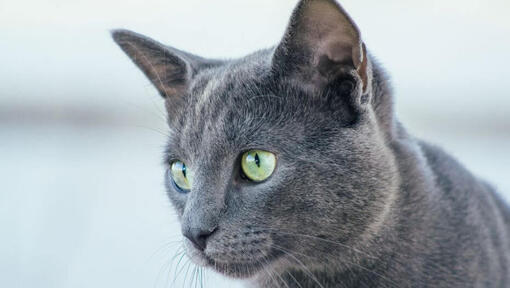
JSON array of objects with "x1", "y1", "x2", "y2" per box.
[
  {"x1": 170, "y1": 161, "x2": 193, "y2": 192},
  {"x1": 241, "y1": 150, "x2": 276, "y2": 182}
]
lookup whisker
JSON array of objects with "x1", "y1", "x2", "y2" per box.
[
  {"x1": 191, "y1": 266, "x2": 197, "y2": 288},
  {"x1": 183, "y1": 261, "x2": 193, "y2": 288},
  {"x1": 199, "y1": 267, "x2": 204, "y2": 288},
  {"x1": 118, "y1": 98, "x2": 168, "y2": 124},
  {"x1": 254, "y1": 253, "x2": 280, "y2": 288},
  {"x1": 147, "y1": 239, "x2": 181, "y2": 264},
  {"x1": 166, "y1": 247, "x2": 185, "y2": 287},
  {"x1": 130, "y1": 124, "x2": 172, "y2": 138},
  {"x1": 270, "y1": 245, "x2": 325, "y2": 288},
  {"x1": 252, "y1": 226, "x2": 378, "y2": 260},
  {"x1": 282, "y1": 261, "x2": 304, "y2": 288},
  {"x1": 271, "y1": 243, "x2": 401, "y2": 288},
  {"x1": 172, "y1": 254, "x2": 188, "y2": 287},
  {"x1": 262, "y1": 255, "x2": 289, "y2": 288},
  {"x1": 150, "y1": 241, "x2": 181, "y2": 288}
]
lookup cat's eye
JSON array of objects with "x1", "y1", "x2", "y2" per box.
[
  {"x1": 241, "y1": 150, "x2": 276, "y2": 182},
  {"x1": 170, "y1": 161, "x2": 193, "y2": 192}
]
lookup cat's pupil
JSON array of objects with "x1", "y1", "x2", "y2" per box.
[
  {"x1": 182, "y1": 164, "x2": 187, "y2": 178},
  {"x1": 254, "y1": 153, "x2": 260, "y2": 167}
]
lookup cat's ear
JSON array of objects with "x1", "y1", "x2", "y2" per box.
[
  {"x1": 273, "y1": 0, "x2": 369, "y2": 95},
  {"x1": 111, "y1": 29, "x2": 218, "y2": 99}
]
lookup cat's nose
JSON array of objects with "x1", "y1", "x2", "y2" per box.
[{"x1": 183, "y1": 227, "x2": 216, "y2": 251}]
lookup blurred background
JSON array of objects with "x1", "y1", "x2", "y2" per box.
[{"x1": 1, "y1": 0, "x2": 509, "y2": 287}]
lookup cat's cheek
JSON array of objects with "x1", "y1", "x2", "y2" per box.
[
  {"x1": 164, "y1": 172, "x2": 187, "y2": 215},
  {"x1": 168, "y1": 198, "x2": 186, "y2": 217}
]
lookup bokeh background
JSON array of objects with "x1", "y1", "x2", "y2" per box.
[{"x1": 1, "y1": 0, "x2": 509, "y2": 287}]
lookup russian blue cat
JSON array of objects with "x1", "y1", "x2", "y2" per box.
[{"x1": 112, "y1": 0, "x2": 510, "y2": 286}]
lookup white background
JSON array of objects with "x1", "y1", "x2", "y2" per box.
[{"x1": 1, "y1": 0, "x2": 509, "y2": 287}]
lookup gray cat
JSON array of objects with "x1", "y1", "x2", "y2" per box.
[{"x1": 111, "y1": 0, "x2": 510, "y2": 287}]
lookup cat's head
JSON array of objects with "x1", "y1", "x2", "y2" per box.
[{"x1": 113, "y1": 0, "x2": 398, "y2": 279}]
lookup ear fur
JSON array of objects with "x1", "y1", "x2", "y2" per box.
[
  {"x1": 111, "y1": 29, "x2": 221, "y2": 99},
  {"x1": 273, "y1": 0, "x2": 370, "y2": 96}
]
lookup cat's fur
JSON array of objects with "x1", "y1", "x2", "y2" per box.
[{"x1": 112, "y1": 0, "x2": 510, "y2": 287}]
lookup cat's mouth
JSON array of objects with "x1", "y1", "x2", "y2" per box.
[
  {"x1": 185, "y1": 240, "x2": 281, "y2": 278},
  {"x1": 182, "y1": 226, "x2": 282, "y2": 278}
]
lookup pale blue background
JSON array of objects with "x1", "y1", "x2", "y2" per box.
[{"x1": 1, "y1": 0, "x2": 509, "y2": 287}]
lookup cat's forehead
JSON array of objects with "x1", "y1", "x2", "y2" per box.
[
  {"x1": 169, "y1": 55, "x2": 286, "y2": 159},
  {"x1": 191, "y1": 52, "x2": 272, "y2": 99},
  {"x1": 185, "y1": 57, "x2": 273, "y2": 126}
]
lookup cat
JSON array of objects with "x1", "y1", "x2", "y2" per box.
[{"x1": 111, "y1": 0, "x2": 510, "y2": 287}]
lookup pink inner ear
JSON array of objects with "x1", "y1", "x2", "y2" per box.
[
  {"x1": 301, "y1": 1, "x2": 363, "y2": 68},
  {"x1": 321, "y1": 39, "x2": 355, "y2": 63},
  {"x1": 357, "y1": 43, "x2": 369, "y2": 93},
  {"x1": 317, "y1": 36, "x2": 368, "y2": 93}
]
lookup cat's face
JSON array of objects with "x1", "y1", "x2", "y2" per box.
[{"x1": 113, "y1": 0, "x2": 398, "y2": 279}]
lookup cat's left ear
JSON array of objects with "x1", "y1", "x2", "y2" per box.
[{"x1": 273, "y1": 0, "x2": 370, "y2": 97}]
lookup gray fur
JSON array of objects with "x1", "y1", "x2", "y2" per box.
[{"x1": 111, "y1": 0, "x2": 510, "y2": 286}]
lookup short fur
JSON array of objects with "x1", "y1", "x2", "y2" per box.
[{"x1": 112, "y1": 0, "x2": 510, "y2": 287}]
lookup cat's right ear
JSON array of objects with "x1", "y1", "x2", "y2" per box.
[{"x1": 111, "y1": 29, "x2": 219, "y2": 101}]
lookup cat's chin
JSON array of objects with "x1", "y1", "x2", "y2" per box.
[
  {"x1": 204, "y1": 257, "x2": 276, "y2": 279},
  {"x1": 186, "y1": 246, "x2": 280, "y2": 279},
  {"x1": 206, "y1": 258, "x2": 262, "y2": 278}
]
